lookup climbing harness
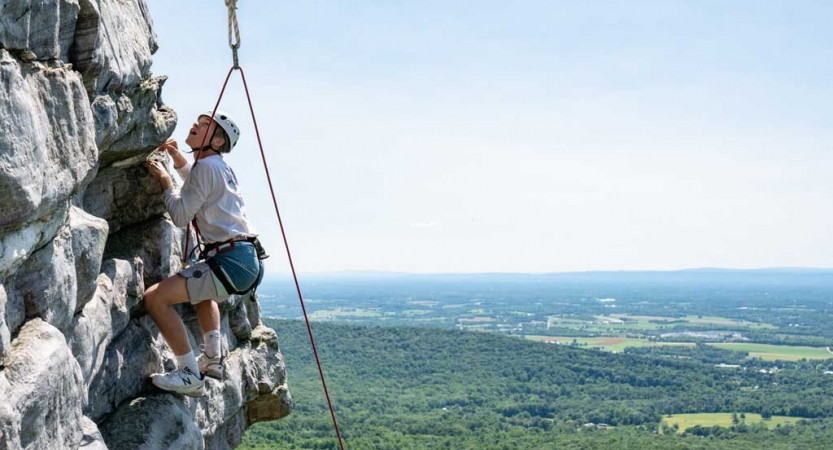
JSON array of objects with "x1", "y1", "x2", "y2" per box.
[
  {"x1": 198, "y1": 236, "x2": 267, "y2": 296},
  {"x1": 180, "y1": 3, "x2": 348, "y2": 449}
]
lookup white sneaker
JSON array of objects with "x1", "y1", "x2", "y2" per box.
[
  {"x1": 151, "y1": 367, "x2": 205, "y2": 397},
  {"x1": 197, "y1": 350, "x2": 224, "y2": 381}
]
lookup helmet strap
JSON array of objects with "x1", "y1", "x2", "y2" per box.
[{"x1": 183, "y1": 145, "x2": 216, "y2": 154}]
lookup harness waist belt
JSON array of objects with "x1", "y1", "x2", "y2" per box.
[
  {"x1": 213, "y1": 238, "x2": 251, "y2": 251},
  {"x1": 200, "y1": 236, "x2": 269, "y2": 260}
]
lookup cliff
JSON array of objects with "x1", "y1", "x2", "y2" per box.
[{"x1": 0, "y1": 1, "x2": 292, "y2": 449}]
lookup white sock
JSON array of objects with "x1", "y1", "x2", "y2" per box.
[
  {"x1": 175, "y1": 351, "x2": 200, "y2": 376},
  {"x1": 203, "y1": 330, "x2": 222, "y2": 359}
]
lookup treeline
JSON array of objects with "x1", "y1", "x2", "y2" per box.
[
  {"x1": 240, "y1": 319, "x2": 833, "y2": 449},
  {"x1": 625, "y1": 343, "x2": 750, "y2": 365}
]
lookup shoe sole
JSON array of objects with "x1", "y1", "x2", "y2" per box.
[
  {"x1": 152, "y1": 384, "x2": 206, "y2": 398},
  {"x1": 182, "y1": 387, "x2": 206, "y2": 398},
  {"x1": 152, "y1": 378, "x2": 206, "y2": 397},
  {"x1": 201, "y1": 360, "x2": 225, "y2": 381},
  {"x1": 203, "y1": 371, "x2": 224, "y2": 381}
]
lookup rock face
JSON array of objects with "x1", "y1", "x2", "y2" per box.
[{"x1": 0, "y1": 2, "x2": 291, "y2": 449}]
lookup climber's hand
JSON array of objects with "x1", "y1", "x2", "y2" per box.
[
  {"x1": 157, "y1": 138, "x2": 179, "y2": 156},
  {"x1": 144, "y1": 160, "x2": 167, "y2": 179},
  {"x1": 145, "y1": 161, "x2": 174, "y2": 190},
  {"x1": 157, "y1": 138, "x2": 189, "y2": 169}
]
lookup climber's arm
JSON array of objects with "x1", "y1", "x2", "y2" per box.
[
  {"x1": 146, "y1": 160, "x2": 208, "y2": 227},
  {"x1": 163, "y1": 165, "x2": 210, "y2": 227},
  {"x1": 175, "y1": 161, "x2": 193, "y2": 180}
]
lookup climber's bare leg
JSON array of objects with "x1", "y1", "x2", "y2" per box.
[
  {"x1": 195, "y1": 300, "x2": 221, "y2": 334},
  {"x1": 144, "y1": 274, "x2": 192, "y2": 356}
]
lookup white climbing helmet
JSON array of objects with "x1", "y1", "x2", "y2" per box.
[{"x1": 200, "y1": 110, "x2": 241, "y2": 150}]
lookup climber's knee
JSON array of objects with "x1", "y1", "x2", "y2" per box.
[
  {"x1": 143, "y1": 275, "x2": 189, "y2": 313},
  {"x1": 143, "y1": 284, "x2": 163, "y2": 315}
]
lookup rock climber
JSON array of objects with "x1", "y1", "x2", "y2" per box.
[{"x1": 143, "y1": 110, "x2": 264, "y2": 397}]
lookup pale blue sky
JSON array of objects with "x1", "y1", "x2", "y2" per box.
[{"x1": 146, "y1": 1, "x2": 833, "y2": 274}]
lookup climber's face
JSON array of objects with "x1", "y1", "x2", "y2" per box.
[{"x1": 184, "y1": 116, "x2": 225, "y2": 151}]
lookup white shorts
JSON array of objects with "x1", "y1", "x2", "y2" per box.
[{"x1": 178, "y1": 263, "x2": 230, "y2": 305}]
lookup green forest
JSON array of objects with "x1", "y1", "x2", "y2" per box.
[{"x1": 240, "y1": 319, "x2": 833, "y2": 450}]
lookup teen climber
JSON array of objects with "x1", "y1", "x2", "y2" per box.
[{"x1": 144, "y1": 110, "x2": 264, "y2": 397}]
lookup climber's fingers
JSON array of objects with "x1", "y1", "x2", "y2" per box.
[
  {"x1": 155, "y1": 138, "x2": 178, "y2": 155},
  {"x1": 144, "y1": 161, "x2": 167, "y2": 180},
  {"x1": 164, "y1": 138, "x2": 179, "y2": 154}
]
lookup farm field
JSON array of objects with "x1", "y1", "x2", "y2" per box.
[
  {"x1": 524, "y1": 335, "x2": 693, "y2": 352},
  {"x1": 306, "y1": 307, "x2": 383, "y2": 320},
  {"x1": 711, "y1": 343, "x2": 832, "y2": 361},
  {"x1": 547, "y1": 315, "x2": 663, "y2": 331},
  {"x1": 660, "y1": 413, "x2": 804, "y2": 433},
  {"x1": 615, "y1": 314, "x2": 776, "y2": 329},
  {"x1": 525, "y1": 335, "x2": 832, "y2": 361},
  {"x1": 547, "y1": 314, "x2": 776, "y2": 332}
]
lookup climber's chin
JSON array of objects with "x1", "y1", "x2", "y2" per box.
[{"x1": 183, "y1": 132, "x2": 200, "y2": 149}]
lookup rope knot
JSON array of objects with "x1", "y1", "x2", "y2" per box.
[{"x1": 225, "y1": 0, "x2": 241, "y2": 50}]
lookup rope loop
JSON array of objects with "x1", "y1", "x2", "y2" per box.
[{"x1": 225, "y1": 0, "x2": 241, "y2": 50}]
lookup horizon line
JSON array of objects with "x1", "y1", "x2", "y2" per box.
[{"x1": 263, "y1": 266, "x2": 833, "y2": 278}]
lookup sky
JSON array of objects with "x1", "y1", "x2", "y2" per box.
[{"x1": 145, "y1": 0, "x2": 833, "y2": 274}]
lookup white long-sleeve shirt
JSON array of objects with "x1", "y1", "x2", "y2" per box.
[{"x1": 163, "y1": 154, "x2": 257, "y2": 244}]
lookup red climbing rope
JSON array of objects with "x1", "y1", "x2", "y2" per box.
[
  {"x1": 187, "y1": 66, "x2": 347, "y2": 450},
  {"x1": 239, "y1": 67, "x2": 348, "y2": 450},
  {"x1": 181, "y1": 4, "x2": 347, "y2": 448}
]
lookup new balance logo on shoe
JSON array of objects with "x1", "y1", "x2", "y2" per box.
[{"x1": 151, "y1": 366, "x2": 205, "y2": 398}]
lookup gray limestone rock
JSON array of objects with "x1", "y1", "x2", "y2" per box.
[
  {"x1": 69, "y1": 206, "x2": 109, "y2": 311},
  {"x1": 93, "y1": 76, "x2": 177, "y2": 165},
  {"x1": 97, "y1": 323, "x2": 292, "y2": 450},
  {"x1": 0, "y1": 285, "x2": 8, "y2": 366},
  {"x1": 7, "y1": 225, "x2": 77, "y2": 333},
  {"x1": 229, "y1": 298, "x2": 253, "y2": 343},
  {"x1": 0, "y1": 50, "x2": 97, "y2": 235},
  {"x1": 0, "y1": 319, "x2": 85, "y2": 450},
  {"x1": 71, "y1": 0, "x2": 157, "y2": 94},
  {"x1": 0, "y1": 201, "x2": 67, "y2": 278},
  {"x1": 67, "y1": 258, "x2": 142, "y2": 387},
  {"x1": 103, "y1": 215, "x2": 184, "y2": 287},
  {"x1": 80, "y1": 416, "x2": 110, "y2": 450},
  {"x1": 1, "y1": 205, "x2": 68, "y2": 342},
  {"x1": 0, "y1": 0, "x2": 81, "y2": 62},
  {"x1": 202, "y1": 412, "x2": 246, "y2": 450},
  {"x1": 243, "y1": 326, "x2": 292, "y2": 426},
  {"x1": 84, "y1": 315, "x2": 167, "y2": 422},
  {"x1": 82, "y1": 162, "x2": 169, "y2": 235},
  {"x1": 2, "y1": 277, "x2": 24, "y2": 348},
  {"x1": 245, "y1": 291, "x2": 264, "y2": 329},
  {"x1": 0, "y1": 395, "x2": 15, "y2": 450},
  {"x1": 247, "y1": 383, "x2": 293, "y2": 430},
  {"x1": 99, "y1": 395, "x2": 204, "y2": 450}
]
